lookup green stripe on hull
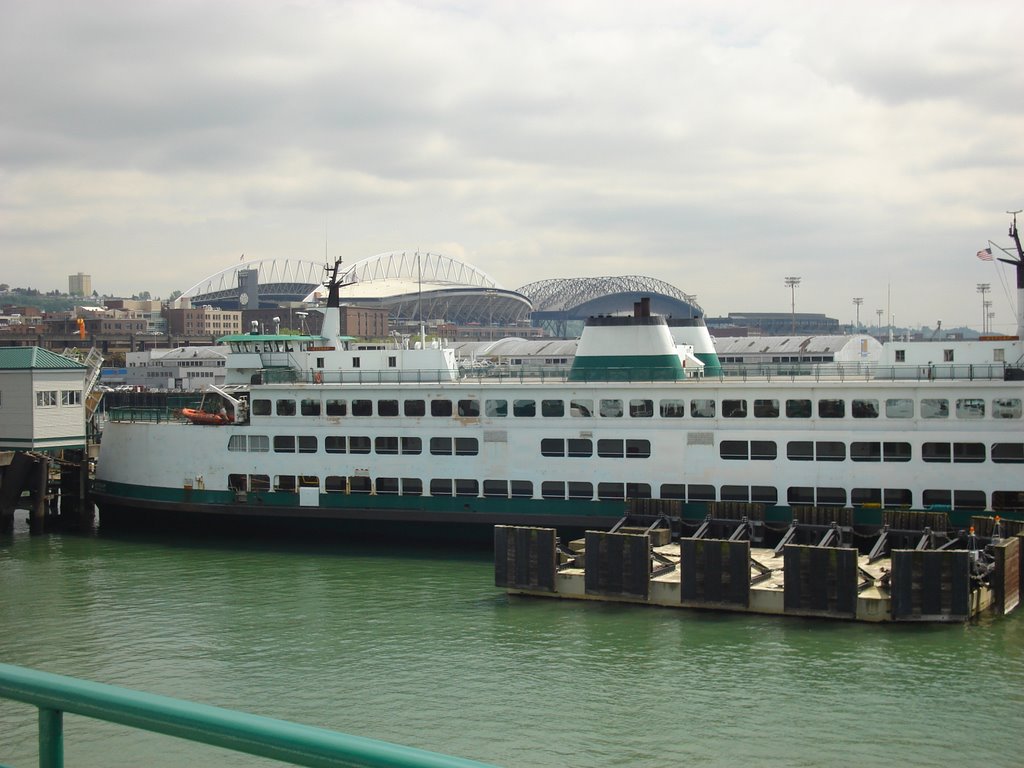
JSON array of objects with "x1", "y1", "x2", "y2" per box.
[{"x1": 568, "y1": 354, "x2": 685, "y2": 381}]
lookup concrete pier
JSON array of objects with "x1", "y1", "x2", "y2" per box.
[
  {"x1": 495, "y1": 517, "x2": 1023, "y2": 623},
  {"x1": 0, "y1": 450, "x2": 95, "y2": 535}
]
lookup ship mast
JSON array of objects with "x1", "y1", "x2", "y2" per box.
[
  {"x1": 319, "y1": 256, "x2": 344, "y2": 341},
  {"x1": 1008, "y1": 210, "x2": 1024, "y2": 340}
]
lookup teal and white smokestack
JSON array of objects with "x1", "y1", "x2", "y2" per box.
[
  {"x1": 667, "y1": 316, "x2": 722, "y2": 376},
  {"x1": 568, "y1": 298, "x2": 687, "y2": 381}
]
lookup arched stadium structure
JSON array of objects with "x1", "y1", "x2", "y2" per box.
[
  {"x1": 177, "y1": 258, "x2": 327, "y2": 309},
  {"x1": 517, "y1": 276, "x2": 702, "y2": 337},
  {"x1": 335, "y1": 251, "x2": 532, "y2": 326}
]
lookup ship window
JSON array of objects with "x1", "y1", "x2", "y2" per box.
[
  {"x1": 349, "y1": 476, "x2": 372, "y2": 494},
  {"x1": 248, "y1": 435, "x2": 269, "y2": 452},
  {"x1": 993, "y1": 398, "x2": 1022, "y2": 418},
  {"x1": 513, "y1": 399, "x2": 536, "y2": 417},
  {"x1": 542, "y1": 481, "x2": 565, "y2": 499},
  {"x1": 690, "y1": 399, "x2": 715, "y2": 418},
  {"x1": 626, "y1": 439, "x2": 651, "y2": 458},
  {"x1": 376, "y1": 477, "x2": 400, "y2": 495},
  {"x1": 567, "y1": 439, "x2": 593, "y2": 457},
  {"x1": 688, "y1": 484, "x2": 715, "y2": 502},
  {"x1": 542, "y1": 399, "x2": 565, "y2": 417},
  {"x1": 352, "y1": 399, "x2": 372, "y2": 416},
  {"x1": 954, "y1": 490, "x2": 985, "y2": 509},
  {"x1": 570, "y1": 398, "x2": 594, "y2": 417},
  {"x1": 660, "y1": 484, "x2": 686, "y2": 499},
  {"x1": 458, "y1": 399, "x2": 480, "y2": 417},
  {"x1": 404, "y1": 399, "x2": 426, "y2": 416},
  {"x1": 751, "y1": 441, "x2": 777, "y2": 460},
  {"x1": 787, "y1": 441, "x2": 813, "y2": 461},
  {"x1": 298, "y1": 475, "x2": 319, "y2": 488},
  {"x1": 659, "y1": 399, "x2": 685, "y2": 418},
  {"x1": 252, "y1": 399, "x2": 271, "y2": 416},
  {"x1": 274, "y1": 475, "x2": 296, "y2": 492},
  {"x1": 228, "y1": 435, "x2": 247, "y2": 452},
  {"x1": 511, "y1": 481, "x2": 533, "y2": 498},
  {"x1": 597, "y1": 483, "x2": 624, "y2": 500},
  {"x1": 816, "y1": 442, "x2": 845, "y2": 461},
  {"x1": 720, "y1": 440, "x2": 748, "y2": 460},
  {"x1": 721, "y1": 485, "x2": 748, "y2": 502},
  {"x1": 816, "y1": 487, "x2": 847, "y2": 506},
  {"x1": 722, "y1": 399, "x2": 746, "y2": 418},
  {"x1": 325, "y1": 436, "x2": 346, "y2": 454},
  {"x1": 629, "y1": 399, "x2": 653, "y2": 418},
  {"x1": 273, "y1": 435, "x2": 296, "y2": 453},
  {"x1": 431, "y1": 399, "x2": 453, "y2": 417},
  {"x1": 455, "y1": 437, "x2": 479, "y2": 456},
  {"x1": 922, "y1": 443, "x2": 951, "y2": 463},
  {"x1": 752, "y1": 486, "x2": 778, "y2": 504},
  {"x1": 352, "y1": 357, "x2": 361, "y2": 368},
  {"x1": 953, "y1": 443, "x2": 985, "y2": 463},
  {"x1": 818, "y1": 399, "x2": 845, "y2": 418},
  {"x1": 852, "y1": 399, "x2": 878, "y2": 418},
  {"x1": 922, "y1": 489, "x2": 951, "y2": 508},
  {"x1": 378, "y1": 399, "x2": 399, "y2": 417},
  {"x1": 401, "y1": 478, "x2": 423, "y2": 496},
  {"x1": 483, "y1": 480, "x2": 509, "y2": 497},
  {"x1": 326, "y1": 399, "x2": 346, "y2": 416},
  {"x1": 884, "y1": 489, "x2": 912, "y2": 507},
  {"x1": 250, "y1": 475, "x2": 270, "y2": 492},
  {"x1": 375, "y1": 436, "x2": 399, "y2": 455},
  {"x1": 943, "y1": 349, "x2": 954, "y2": 362},
  {"x1": 992, "y1": 443, "x2": 1024, "y2": 463},
  {"x1": 541, "y1": 438, "x2": 564, "y2": 457},
  {"x1": 753, "y1": 399, "x2": 779, "y2": 418},
  {"x1": 955, "y1": 398, "x2": 985, "y2": 419},
  {"x1": 349, "y1": 436, "x2": 371, "y2": 454},
  {"x1": 785, "y1": 399, "x2": 811, "y2": 418},
  {"x1": 430, "y1": 479, "x2": 453, "y2": 496},
  {"x1": 298, "y1": 436, "x2": 317, "y2": 454},
  {"x1": 885, "y1": 398, "x2": 913, "y2": 418},
  {"x1": 455, "y1": 479, "x2": 478, "y2": 497},
  {"x1": 275, "y1": 399, "x2": 296, "y2": 416},
  {"x1": 851, "y1": 442, "x2": 881, "y2": 462},
  {"x1": 597, "y1": 439, "x2": 624, "y2": 458},
  {"x1": 486, "y1": 399, "x2": 507, "y2": 417},
  {"x1": 228, "y1": 474, "x2": 247, "y2": 492},
  {"x1": 993, "y1": 491, "x2": 1024, "y2": 509},
  {"x1": 884, "y1": 442, "x2": 911, "y2": 462},
  {"x1": 921, "y1": 398, "x2": 948, "y2": 418},
  {"x1": 401, "y1": 436, "x2": 422, "y2": 455},
  {"x1": 567, "y1": 481, "x2": 593, "y2": 499},
  {"x1": 895, "y1": 350, "x2": 906, "y2": 362},
  {"x1": 300, "y1": 399, "x2": 320, "y2": 416},
  {"x1": 787, "y1": 486, "x2": 814, "y2": 505},
  {"x1": 388, "y1": 356, "x2": 397, "y2": 368},
  {"x1": 599, "y1": 399, "x2": 622, "y2": 418},
  {"x1": 430, "y1": 437, "x2": 453, "y2": 455}
]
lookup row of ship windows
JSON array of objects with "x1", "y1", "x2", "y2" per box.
[
  {"x1": 719, "y1": 440, "x2": 1024, "y2": 463},
  {"x1": 250, "y1": 395, "x2": 1023, "y2": 420},
  {"x1": 224, "y1": 474, "x2": 1023, "y2": 510},
  {"x1": 227, "y1": 434, "x2": 653, "y2": 458}
]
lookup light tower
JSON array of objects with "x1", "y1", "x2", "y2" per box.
[
  {"x1": 977, "y1": 283, "x2": 990, "y2": 335},
  {"x1": 852, "y1": 297, "x2": 863, "y2": 331},
  {"x1": 876, "y1": 308, "x2": 883, "y2": 335},
  {"x1": 785, "y1": 276, "x2": 801, "y2": 334}
]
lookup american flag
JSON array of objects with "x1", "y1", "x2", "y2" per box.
[{"x1": 976, "y1": 248, "x2": 993, "y2": 261}]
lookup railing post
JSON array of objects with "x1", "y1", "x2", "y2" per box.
[{"x1": 39, "y1": 706, "x2": 63, "y2": 768}]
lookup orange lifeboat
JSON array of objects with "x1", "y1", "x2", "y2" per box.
[{"x1": 181, "y1": 408, "x2": 233, "y2": 425}]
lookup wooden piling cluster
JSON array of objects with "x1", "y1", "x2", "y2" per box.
[
  {"x1": 0, "y1": 450, "x2": 94, "y2": 535},
  {"x1": 495, "y1": 512, "x2": 1023, "y2": 623}
]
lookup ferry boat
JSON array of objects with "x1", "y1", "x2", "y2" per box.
[{"x1": 92, "y1": 218, "x2": 1024, "y2": 536}]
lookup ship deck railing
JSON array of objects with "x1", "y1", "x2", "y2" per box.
[
  {"x1": 249, "y1": 361, "x2": 1011, "y2": 385},
  {"x1": 0, "y1": 662, "x2": 494, "y2": 768}
]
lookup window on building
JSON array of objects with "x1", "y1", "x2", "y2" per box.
[
  {"x1": 300, "y1": 399, "x2": 320, "y2": 416},
  {"x1": 722, "y1": 399, "x2": 746, "y2": 418},
  {"x1": 61, "y1": 390, "x2": 82, "y2": 406},
  {"x1": 273, "y1": 436, "x2": 295, "y2": 453},
  {"x1": 401, "y1": 437, "x2": 422, "y2": 455},
  {"x1": 567, "y1": 439, "x2": 593, "y2": 457},
  {"x1": 297, "y1": 436, "x2": 317, "y2": 454},
  {"x1": 955, "y1": 399, "x2": 985, "y2": 419},
  {"x1": 690, "y1": 399, "x2": 715, "y2": 418},
  {"x1": 378, "y1": 399, "x2": 399, "y2": 417},
  {"x1": 349, "y1": 436, "x2": 371, "y2": 454},
  {"x1": 852, "y1": 399, "x2": 878, "y2": 418},
  {"x1": 629, "y1": 399, "x2": 654, "y2": 418},
  {"x1": 36, "y1": 390, "x2": 58, "y2": 407},
  {"x1": 785, "y1": 399, "x2": 811, "y2": 418},
  {"x1": 818, "y1": 399, "x2": 845, "y2": 418},
  {"x1": 541, "y1": 399, "x2": 565, "y2": 417},
  {"x1": 885, "y1": 398, "x2": 913, "y2": 418},
  {"x1": 375, "y1": 436, "x2": 399, "y2": 455},
  {"x1": 458, "y1": 399, "x2": 480, "y2": 417},
  {"x1": 352, "y1": 399, "x2": 373, "y2": 416},
  {"x1": 895, "y1": 349, "x2": 906, "y2": 362},
  {"x1": 513, "y1": 399, "x2": 536, "y2": 417},
  {"x1": 599, "y1": 399, "x2": 623, "y2": 417},
  {"x1": 431, "y1": 399, "x2": 453, "y2": 417},
  {"x1": 325, "y1": 436, "x2": 346, "y2": 454},
  {"x1": 541, "y1": 438, "x2": 564, "y2": 457},
  {"x1": 275, "y1": 399, "x2": 295, "y2": 416}
]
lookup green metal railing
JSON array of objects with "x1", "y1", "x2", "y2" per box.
[{"x1": 0, "y1": 663, "x2": 496, "y2": 768}]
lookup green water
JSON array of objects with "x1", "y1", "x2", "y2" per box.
[{"x1": 2, "y1": 514, "x2": 1023, "y2": 768}]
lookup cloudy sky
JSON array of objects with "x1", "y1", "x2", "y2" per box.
[{"x1": 2, "y1": 0, "x2": 1022, "y2": 331}]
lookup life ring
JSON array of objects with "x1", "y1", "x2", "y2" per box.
[{"x1": 313, "y1": 371, "x2": 323, "y2": 384}]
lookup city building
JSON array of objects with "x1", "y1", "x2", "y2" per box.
[
  {"x1": 68, "y1": 273, "x2": 92, "y2": 297},
  {"x1": 165, "y1": 307, "x2": 243, "y2": 337},
  {"x1": 125, "y1": 347, "x2": 228, "y2": 390}
]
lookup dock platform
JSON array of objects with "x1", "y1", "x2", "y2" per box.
[{"x1": 495, "y1": 510, "x2": 1022, "y2": 623}]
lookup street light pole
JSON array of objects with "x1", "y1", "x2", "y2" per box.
[
  {"x1": 784, "y1": 277, "x2": 801, "y2": 334},
  {"x1": 875, "y1": 308, "x2": 883, "y2": 336},
  {"x1": 852, "y1": 297, "x2": 863, "y2": 331},
  {"x1": 977, "y1": 283, "x2": 990, "y2": 335}
]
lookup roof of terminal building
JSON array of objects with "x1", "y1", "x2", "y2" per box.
[
  {"x1": 0, "y1": 347, "x2": 86, "y2": 370},
  {"x1": 712, "y1": 335, "x2": 880, "y2": 355}
]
